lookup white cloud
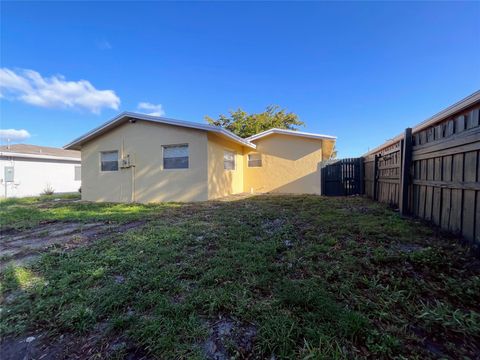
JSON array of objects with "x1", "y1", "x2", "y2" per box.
[
  {"x1": 137, "y1": 102, "x2": 165, "y2": 117},
  {"x1": 0, "y1": 68, "x2": 120, "y2": 113},
  {"x1": 0, "y1": 129, "x2": 31, "y2": 142}
]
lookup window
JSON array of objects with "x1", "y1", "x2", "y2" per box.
[
  {"x1": 224, "y1": 150, "x2": 236, "y2": 170},
  {"x1": 248, "y1": 153, "x2": 262, "y2": 167},
  {"x1": 74, "y1": 166, "x2": 81, "y2": 181},
  {"x1": 163, "y1": 144, "x2": 189, "y2": 169},
  {"x1": 100, "y1": 151, "x2": 119, "y2": 172}
]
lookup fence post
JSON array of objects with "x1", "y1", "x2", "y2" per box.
[
  {"x1": 400, "y1": 128, "x2": 413, "y2": 215},
  {"x1": 321, "y1": 166, "x2": 325, "y2": 196},
  {"x1": 359, "y1": 157, "x2": 365, "y2": 195},
  {"x1": 373, "y1": 154, "x2": 379, "y2": 200}
]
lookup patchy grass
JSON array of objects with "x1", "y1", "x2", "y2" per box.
[
  {"x1": 0, "y1": 193, "x2": 177, "y2": 231},
  {"x1": 0, "y1": 195, "x2": 479, "y2": 359}
]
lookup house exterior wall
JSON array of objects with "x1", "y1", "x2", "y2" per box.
[
  {"x1": 207, "y1": 133, "x2": 245, "y2": 199},
  {"x1": 0, "y1": 157, "x2": 81, "y2": 198},
  {"x1": 81, "y1": 120, "x2": 209, "y2": 203},
  {"x1": 321, "y1": 139, "x2": 336, "y2": 160},
  {"x1": 78, "y1": 120, "x2": 336, "y2": 202},
  {"x1": 243, "y1": 134, "x2": 329, "y2": 195}
]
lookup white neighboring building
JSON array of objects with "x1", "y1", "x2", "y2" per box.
[{"x1": 0, "y1": 144, "x2": 81, "y2": 198}]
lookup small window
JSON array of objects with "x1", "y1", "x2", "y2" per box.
[
  {"x1": 74, "y1": 166, "x2": 81, "y2": 181},
  {"x1": 163, "y1": 144, "x2": 189, "y2": 169},
  {"x1": 224, "y1": 150, "x2": 236, "y2": 170},
  {"x1": 100, "y1": 151, "x2": 119, "y2": 172},
  {"x1": 248, "y1": 153, "x2": 262, "y2": 167}
]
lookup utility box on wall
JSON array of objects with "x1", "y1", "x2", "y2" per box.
[{"x1": 4, "y1": 166, "x2": 14, "y2": 182}]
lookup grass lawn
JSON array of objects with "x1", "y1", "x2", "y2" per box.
[{"x1": 0, "y1": 194, "x2": 479, "y2": 359}]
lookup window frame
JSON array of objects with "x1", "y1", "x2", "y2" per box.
[
  {"x1": 162, "y1": 143, "x2": 189, "y2": 170},
  {"x1": 100, "y1": 150, "x2": 119, "y2": 172},
  {"x1": 247, "y1": 153, "x2": 262, "y2": 168},
  {"x1": 223, "y1": 149, "x2": 236, "y2": 171}
]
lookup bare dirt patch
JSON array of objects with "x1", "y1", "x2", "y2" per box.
[
  {"x1": 0, "y1": 221, "x2": 145, "y2": 269},
  {"x1": 1, "y1": 325, "x2": 149, "y2": 360},
  {"x1": 202, "y1": 316, "x2": 257, "y2": 359}
]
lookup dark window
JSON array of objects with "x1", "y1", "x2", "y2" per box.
[
  {"x1": 100, "y1": 151, "x2": 118, "y2": 171},
  {"x1": 163, "y1": 144, "x2": 189, "y2": 169}
]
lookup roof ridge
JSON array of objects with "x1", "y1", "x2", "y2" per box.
[{"x1": 64, "y1": 112, "x2": 257, "y2": 150}]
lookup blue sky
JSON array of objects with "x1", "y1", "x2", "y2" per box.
[{"x1": 1, "y1": 1, "x2": 479, "y2": 157}]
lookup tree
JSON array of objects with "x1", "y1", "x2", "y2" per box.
[{"x1": 205, "y1": 105, "x2": 304, "y2": 138}]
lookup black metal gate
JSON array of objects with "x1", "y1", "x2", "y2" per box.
[{"x1": 321, "y1": 158, "x2": 364, "y2": 196}]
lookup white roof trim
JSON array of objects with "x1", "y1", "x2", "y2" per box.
[
  {"x1": 246, "y1": 128, "x2": 337, "y2": 142},
  {"x1": 64, "y1": 112, "x2": 256, "y2": 150},
  {"x1": 364, "y1": 90, "x2": 480, "y2": 156},
  {"x1": 0, "y1": 151, "x2": 81, "y2": 162}
]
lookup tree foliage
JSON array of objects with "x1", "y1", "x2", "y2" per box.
[{"x1": 205, "y1": 105, "x2": 304, "y2": 138}]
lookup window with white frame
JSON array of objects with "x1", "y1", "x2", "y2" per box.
[
  {"x1": 100, "y1": 151, "x2": 118, "y2": 172},
  {"x1": 224, "y1": 150, "x2": 236, "y2": 170},
  {"x1": 74, "y1": 166, "x2": 81, "y2": 181},
  {"x1": 163, "y1": 144, "x2": 189, "y2": 169},
  {"x1": 248, "y1": 153, "x2": 262, "y2": 167}
]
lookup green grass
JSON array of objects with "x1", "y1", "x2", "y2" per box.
[
  {"x1": 0, "y1": 193, "x2": 178, "y2": 230},
  {"x1": 1, "y1": 194, "x2": 479, "y2": 359}
]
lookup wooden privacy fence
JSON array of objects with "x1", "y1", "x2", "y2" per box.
[
  {"x1": 321, "y1": 158, "x2": 363, "y2": 196},
  {"x1": 362, "y1": 91, "x2": 480, "y2": 250}
]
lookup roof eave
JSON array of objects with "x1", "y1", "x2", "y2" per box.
[
  {"x1": 246, "y1": 128, "x2": 337, "y2": 142},
  {"x1": 64, "y1": 112, "x2": 256, "y2": 150},
  {"x1": 0, "y1": 151, "x2": 81, "y2": 162}
]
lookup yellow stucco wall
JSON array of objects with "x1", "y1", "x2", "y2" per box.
[
  {"x1": 80, "y1": 121, "x2": 336, "y2": 202},
  {"x1": 207, "y1": 133, "x2": 245, "y2": 199},
  {"x1": 81, "y1": 120, "x2": 209, "y2": 203},
  {"x1": 243, "y1": 134, "x2": 331, "y2": 195}
]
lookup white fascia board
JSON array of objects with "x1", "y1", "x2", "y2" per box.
[
  {"x1": 64, "y1": 112, "x2": 256, "y2": 150},
  {"x1": 363, "y1": 90, "x2": 480, "y2": 156},
  {"x1": 0, "y1": 151, "x2": 81, "y2": 162},
  {"x1": 246, "y1": 128, "x2": 337, "y2": 142}
]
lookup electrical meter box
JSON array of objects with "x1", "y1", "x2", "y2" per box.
[{"x1": 4, "y1": 166, "x2": 14, "y2": 182}]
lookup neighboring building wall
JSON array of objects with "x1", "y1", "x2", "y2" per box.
[
  {"x1": 0, "y1": 157, "x2": 81, "y2": 198},
  {"x1": 81, "y1": 120, "x2": 209, "y2": 203},
  {"x1": 243, "y1": 134, "x2": 327, "y2": 195},
  {"x1": 207, "y1": 133, "x2": 245, "y2": 199}
]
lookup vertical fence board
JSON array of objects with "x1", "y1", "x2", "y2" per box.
[
  {"x1": 418, "y1": 159, "x2": 427, "y2": 218},
  {"x1": 441, "y1": 155, "x2": 453, "y2": 228},
  {"x1": 425, "y1": 158, "x2": 434, "y2": 221},
  {"x1": 449, "y1": 154, "x2": 464, "y2": 233},
  {"x1": 432, "y1": 157, "x2": 442, "y2": 225},
  {"x1": 462, "y1": 151, "x2": 477, "y2": 240},
  {"x1": 476, "y1": 191, "x2": 480, "y2": 244}
]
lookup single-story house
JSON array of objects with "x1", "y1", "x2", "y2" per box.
[
  {"x1": 0, "y1": 144, "x2": 81, "y2": 198},
  {"x1": 64, "y1": 112, "x2": 336, "y2": 203}
]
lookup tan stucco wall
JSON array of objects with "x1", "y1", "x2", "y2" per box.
[
  {"x1": 207, "y1": 133, "x2": 245, "y2": 199},
  {"x1": 81, "y1": 120, "x2": 209, "y2": 203},
  {"x1": 243, "y1": 134, "x2": 328, "y2": 195}
]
